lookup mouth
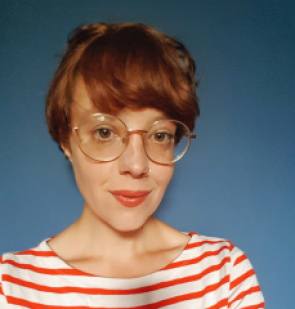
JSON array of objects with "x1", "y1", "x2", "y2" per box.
[{"x1": 111, "y1": 190, "x2": 151, "y2": 207}]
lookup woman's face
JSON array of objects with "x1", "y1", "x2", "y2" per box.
[{"x1": 63, "y1": 81, "x2": 174, "y2": 232}]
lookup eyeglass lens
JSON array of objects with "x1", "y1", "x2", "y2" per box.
[{"x1": 76, "y1": 114, "x2": 191, "y2": 164}]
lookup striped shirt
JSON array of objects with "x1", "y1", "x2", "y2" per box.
[{"x1": 0, "y1": 233, "x2": 264, "y2": 308}]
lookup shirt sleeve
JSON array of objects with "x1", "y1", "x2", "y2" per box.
[
  {"x1": 0, "y1": 257, "x2": 9, "y2": 308},
  {"x1": 228, "y1": 245, "x2": 265, "y2": 309}
]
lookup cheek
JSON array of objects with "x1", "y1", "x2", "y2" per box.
[
  {"x1": 70, "y1": 147, "x2": 109, "y2": 198},
  {"x1": 73, "y1": 160, "x2": 97, "y2": 189},
  {"x1": 154, "y1": 165, "x2": 174, "y2": 193}
]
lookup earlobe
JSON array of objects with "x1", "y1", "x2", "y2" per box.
[{"x1": 61, "y1": 143, "x2": 73, "y2": 162}]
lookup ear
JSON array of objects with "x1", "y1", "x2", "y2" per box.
[{"x1": 61, "y1": 143, "x2": 73, "y2": 162}]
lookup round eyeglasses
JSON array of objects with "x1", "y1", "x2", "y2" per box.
[{"x1": 71, "y1": 113, "x2": 195, "y2": 165}]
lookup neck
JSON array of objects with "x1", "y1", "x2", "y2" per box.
[
  {"x1": 61, "y1": 205, "x2": 165, "y2": 258},
  {"x1": 47, "y1": 204, "x2": 190, "y2": 278}
]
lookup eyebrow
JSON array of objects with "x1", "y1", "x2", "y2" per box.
[{"x1": 118, "y1": 114, "x2": 170, "y2": 130}]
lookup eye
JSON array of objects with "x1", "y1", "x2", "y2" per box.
[
  {"x1": 93, "y1": 127, "x2": 114, "y2": 140},
  {"x1": 152, "y1": 132, "x2": 174, "y2": 143}
]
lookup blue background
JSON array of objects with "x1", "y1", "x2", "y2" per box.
[{"x1": 1, "y1": 1, "x2": 294, "y2": 307}]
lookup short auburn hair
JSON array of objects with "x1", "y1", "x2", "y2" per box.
[{"x1": 46, "y1": 22, "x2": 200, "y2": 148}]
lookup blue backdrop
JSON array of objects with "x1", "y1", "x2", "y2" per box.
[{"x1": 1, "y1": 1, "x2": 294, "y2": 307}]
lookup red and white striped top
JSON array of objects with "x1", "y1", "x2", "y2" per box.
[{"x1": 0, "y1": 233, "x2": 264, "y2": 308}]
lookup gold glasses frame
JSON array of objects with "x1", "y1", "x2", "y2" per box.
[{"x1": 70, "y1": 113, "x2": 196, "y2": 165}]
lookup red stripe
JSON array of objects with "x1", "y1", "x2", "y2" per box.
[
  {"x1": 3, "y1": 257, "x2": 230, "y2": 295},
  {"x1": 233, "y1": 254, "x2": 247, "y2": 266},
  {"x1": 2, "y1": 259, "x2": 93, "y2": 276},
  {"x1": 163, "y1": 245, "x2": 231, "y2": 270},
  {"x1": 0, "y1": 284, "x2": 4, "y2": 296},
  {"x1": 7, "y1": 296, "x2": 91, "y2": 309},
  {"x1": 15, "y1": 250, "x2": 56, "y2": 257},
  {"x1": 240, "y1": 302, "x2": 265, "y2": 309},
  {"x1": 228, "y1": 242, "x2": 234, "y2": 251},
  {"x1": 230, "y1": 269, "x2": 255, "y2": 290},
  {"x1": 229, "y1": 286, "x2": 261, "y2": 307},
  {"x1": 16, "y1": 240, "x2": 228, "y2": 256},
  {"x1": 7, "y1": 275, "x2": 230, "y2": 309},
  {"x1": 186, "y1": 240, "x2": 229, "y2": 250},
  {"x1": 188, "y1": 232, "x2": 198, "y2": 236},
  {"x1": 6, "y1": 240, "x2": 228, "y2": 257},
  {"x1": 3, "y1": 245, "x2": 230, "y2": 277},
  {"x1": 144, "y1": 276, "x2": 229, "y2": 309},
  {"x1": 206, "y1": 298, "x2": 228, "y2": 309}
]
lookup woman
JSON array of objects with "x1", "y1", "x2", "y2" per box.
[{"x1": 0, "y1": 22, "x2": 264, "y2": 308}]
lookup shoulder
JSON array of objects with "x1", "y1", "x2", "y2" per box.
[
  {"x1": 0, "y1": 239, "x2": 57, "y2": 290},
  {"x1": 187, "y1": 232, "x2": 265, "y2": 307},
  {"x1": 0, "y1": 239, "x2": 56, "y2": 305},
  {"x1": 0, "y1": 239, "x2": 54, "y2": 266},
  {"x1": 187, "y1": 232, "x2": 235, "y2": 253},
  {"x1": 188, "y1": 232, "x2": 256, "y2": 269}
]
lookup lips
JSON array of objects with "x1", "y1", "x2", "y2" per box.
[{"x1": 111, "y1": 190, "x2": 150, "y2": 207}]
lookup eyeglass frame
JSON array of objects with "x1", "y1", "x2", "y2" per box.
[{"x1": 69, "y1": 113, "x2": 196, "y2": 165}]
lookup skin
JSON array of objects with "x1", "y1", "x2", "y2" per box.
[{"x1": 48, "y1": 80, "x2": 191, "y2": 278}]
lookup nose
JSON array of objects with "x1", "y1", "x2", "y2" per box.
[{"x1": 118, "y1": 131, "x2": 150, "y2": 178}]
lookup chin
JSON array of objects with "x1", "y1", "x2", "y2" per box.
[
  {"x1": 107, "y1": 213, "x2": 153, "y2": 234},
  {"x1": 111, "y1": 220, "x2": 147, "y2": 234}
]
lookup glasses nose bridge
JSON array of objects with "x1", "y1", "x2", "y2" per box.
[
  {"x1": 120, "y1": 129, "x2": 149, "y2": 166},
  {"x1": 127, "y1": 129, "x2": 148, "y2": 137},
  {"x1": 125, "y1": 129, "x2": 148, "y2": 147}
]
